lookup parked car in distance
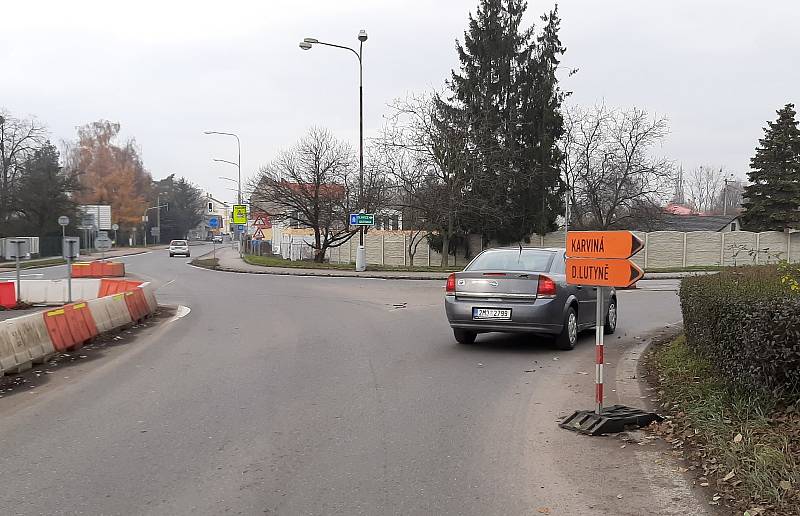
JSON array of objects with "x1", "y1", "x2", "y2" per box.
[
  {"x1": 212, "y1": 235, "x2": 223, "y2": 243},
  {"x1": 444, "y1": 247, "x2": 616, "y2": 349},
  {"x1": 169, "y1": 240, "x2": 190, "y2": 257}
]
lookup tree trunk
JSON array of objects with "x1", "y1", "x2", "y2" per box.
[
  {"x1": 407, "y1": 232, "x2": 418, "y2": 267},
  {"x1": 314, "y1": 229, "x2": 324, "y2": 263},
  {"x1": 441, "y1": 214, "x2": 454, "y2": 268}
]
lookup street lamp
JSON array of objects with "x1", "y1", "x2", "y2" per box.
[
  {"x1": 299, "y1": 29, "x2": 368, "y2": 272},
  {"x1": 204, "y1": 131, "x2": 241, "y2": 205},
  {"x1": 722, "y1": 173, "x2": 737, "y2": 217},
  {"x1": 205, "y1": 130, "x2": 242, "y2": 241}
]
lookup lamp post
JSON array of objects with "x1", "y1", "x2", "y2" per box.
[
  {"x1": 300, "y1": 30, "x2": 368, "y2": 272},
  {"x1": 205, "y1": 131, "x2": 242, "y2": 241},
  {"x1": 722, "y1": 173, "x2": 736, "y2": 217},
  {"x1": 204, "y1": 132, "x2": 241, "y2": 204}
]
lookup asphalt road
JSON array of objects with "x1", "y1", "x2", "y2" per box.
[{"x1": 0, "y1": 245, "x2": 692, "y2": 515}]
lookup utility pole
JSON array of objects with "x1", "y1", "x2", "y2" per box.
[
  {"x1": 723, "y1": 174, "x2": 736, "y2": 217},
  {"x1": 157, "y1": 193, "x2": 161, "y2": 244}
]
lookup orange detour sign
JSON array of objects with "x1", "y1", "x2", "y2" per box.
[
  {"x1": 566, "y1": 257, "x2": 644, "y2": 288},
  {"x1": 567, "y1": 231, "x2": 644, "y2": 259},
  {"x1": 559, "y1": 230, "x2": 657, "y2": 432}
]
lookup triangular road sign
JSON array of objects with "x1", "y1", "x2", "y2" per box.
[
  {"x1": 253, "y1": 217, "x2": 266, "y2": 226},
  {"x1": 253, "y1": 228, "x2": 265, "y2": 239}
]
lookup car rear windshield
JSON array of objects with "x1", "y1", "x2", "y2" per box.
[
  {"x1": 171, "y1": 240, "x2": 187, "y2": 246},
  {"x1": 466, "y1": 249, "x2": 555, "y2": 272}
]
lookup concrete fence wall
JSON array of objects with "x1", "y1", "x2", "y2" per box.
[
  {"x1": 322, "y1": 230, "x2": 800, "y2": 269},
  {"x1": 327, "y1": 231, "x2": 474, "y2": 268}
]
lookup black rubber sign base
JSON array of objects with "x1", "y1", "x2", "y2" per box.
[{"x1": 559, "y1": 405, "x2": 662, "y2": 435}]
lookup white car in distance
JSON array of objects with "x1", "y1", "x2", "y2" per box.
[{"x1": 169, "y1": 240, "x2": 190, "y2": 257}]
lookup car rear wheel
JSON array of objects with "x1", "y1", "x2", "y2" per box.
[
  {"x1": 169, "y1": 253, "x2": 174, "y2": 257},
  {"x1": 453, "y1": 329, "x2": 476, "y2": 344},
  {"x1": 604, "y1": 298, "x2": 617, "y2": 335},
  {"x1": 555, "y1": 307, "x2": 578, "y2": 350}
]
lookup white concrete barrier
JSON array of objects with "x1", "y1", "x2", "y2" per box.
[
  {"x1": 87, "y1": 293, "x2": 133, "y2": 333},
  {"x1": 4, "y1": 312, "x2": 55, "y2": 365},
  {"x1": 139, "y1": 282, "x2": 158, "y2": 314},
  {"x1": 0, "y1": 279, "x2": 160, "y2": 377},
  {"x1": 3, "y1": 279, "x2": 102, "y2": 305},
  {"x1": 72, "y1": 278, "x2": 102, "y2": 301},
  {"x1": 0, "y1": 322, "x2": 33, "y2": 374}
]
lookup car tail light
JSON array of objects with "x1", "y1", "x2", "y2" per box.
[
  {"x1": 446, "y1": 273, "x2": 456, "y2": 295},
  {"x1": 537, "y1": 275, "x2": 557, "y2": 298}
]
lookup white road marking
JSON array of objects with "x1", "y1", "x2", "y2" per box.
[{"x1": 169, "y1": 305, "x2": 191, "y2": 322}]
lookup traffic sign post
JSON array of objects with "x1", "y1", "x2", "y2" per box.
[
  {"x1": 63, "y1": 237, "x2": 80, "y2": 303},
  {"x1": 559, "y1": 231, "x2": 660, "y2": 435},
  {"x1": 232, "y1": 205, "x2": 247, "y2": 225},
  {"x1": 566, "y1": 258, "x2": 644, "y2": 288},
  {"x1": 349, "y1": 213, "x2": 375, "y2": 226},
  {"x1": 58, "y1": 215, "x2": 69, "y2": 241},
  {"x1": 95, "y1": 232, "x2": 112, "y2": 262},
  {"x1": 5, "y1": 239, "x2": 28, "y2": 303}
]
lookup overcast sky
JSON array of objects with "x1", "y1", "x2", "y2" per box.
[{"x1": 2, "y1": 0, "x2": 798, "y2": 204}]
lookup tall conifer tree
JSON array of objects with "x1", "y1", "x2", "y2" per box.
[
  {"x1": 742, "y1": 104, "x2": 800, "y2": 231},
  {"x1": 448, "y1": 0, "x2": 566, "y2": 242}
]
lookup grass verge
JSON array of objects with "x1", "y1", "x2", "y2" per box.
[
  {"x1": 0, "y1": 257, "x2": 67, "y2": 270},
  {"x1": 191, "y1": 257, "x2": 220, "y2": 270},
  {"x1": 645, "y1": 334, "x2": 799, "y2": 515},
  {"x1": 242, "y1": 254, "x2": 458, "y2": 273}
]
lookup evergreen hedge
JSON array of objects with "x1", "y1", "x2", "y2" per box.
[{"x1": 679, "y1": 266, "x2": 800, "y2": 401}]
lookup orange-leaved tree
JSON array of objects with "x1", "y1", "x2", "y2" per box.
[{"x1": 68, "y1": 121, "x2": 152, "y2": 229}]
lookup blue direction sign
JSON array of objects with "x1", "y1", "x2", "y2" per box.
[
  {"x1": 237, "y1": 224, "x2": 244, "y2": 231},
  {"x1": 350, "y1": 213, "x2": 375, "y2": 226},
  {"x1": 208, "y1": 217, "x2": 219, "y2": 228}
]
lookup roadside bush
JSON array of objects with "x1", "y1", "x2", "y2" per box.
[{"x1": 680, "y1": 266, "x2": 800, "y2": 402}]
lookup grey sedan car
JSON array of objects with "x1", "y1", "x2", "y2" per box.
[{"x1": 444, "y1": 247, "x2": 617, "y2": 349}]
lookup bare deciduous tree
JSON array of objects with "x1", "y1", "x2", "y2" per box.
[
  {"x1": 683, "y1": 165, "x2": 725, "y2": 213},
  {"x1": 0, "y1": 111, "x2": 47, "y2": 227},
  {"x1": 562, "y1": 104, "x2": 675, "y2": 230},
  {"x1": 250, "y1": 128, "x2": 386, "y2": 263},
  {"x1": 377, "y1": 93, "x2": 478, "y2": 267}
]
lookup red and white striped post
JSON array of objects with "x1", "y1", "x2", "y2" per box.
[{"x1": 595, "y1": 286, "x2": 605, "y2": 414}]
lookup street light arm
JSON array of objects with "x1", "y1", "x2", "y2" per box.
[
  {"x1": 213, "y1": 159, "x2": 239, "y2": 168},
  {"x1": 204, "y1": 130, "x2": 242, "y2": 206},
  {"x1": 204, "y1": 131, "x2": 240, "y2": 145},
  {"x1": 312, "y1": 40, "x2": 361, "y2": 62}
]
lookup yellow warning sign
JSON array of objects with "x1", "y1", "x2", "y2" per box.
[{"x1": 232, "y1": 204, "x2": 247, "y2": 224}]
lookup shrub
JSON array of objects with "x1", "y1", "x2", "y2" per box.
[{"x1": 680, "y1": 266, "x2": 800, "y2": 401}]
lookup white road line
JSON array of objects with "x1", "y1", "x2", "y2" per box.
[{"x1": 169, "y1": 305, "x2": 191, "y2": 322}]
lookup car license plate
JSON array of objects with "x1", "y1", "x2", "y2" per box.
[{"x1": 472, "y1": 308, "x2": 511, "y2": 320}]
